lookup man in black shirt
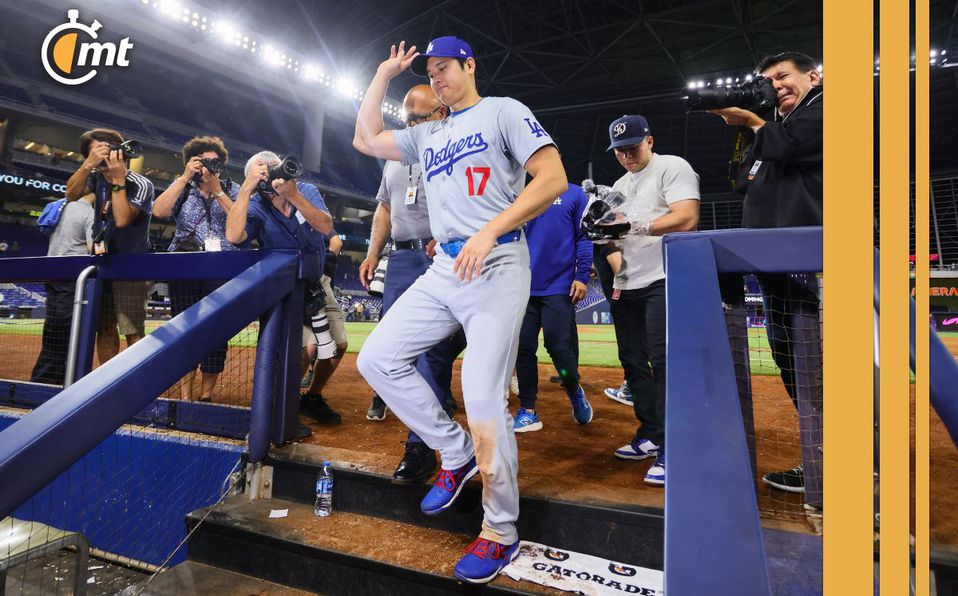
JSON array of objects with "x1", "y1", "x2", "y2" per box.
[{"x1": 711, "y1": 52, "x2": 823, "y2": 507}]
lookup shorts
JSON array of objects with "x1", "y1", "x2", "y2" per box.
[
  {"x1": 101, "y1": 280, "x2": 150, "y2": 337},
  {"x1": 321, "y1": 275, "x2": 347, "y2": 347}
]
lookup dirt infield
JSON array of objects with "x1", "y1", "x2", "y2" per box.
[
  {"x1": 3, "y1": 331, "x2": 957, "y2": 544},
  {"x1": 306, "y1": 356, "x2": 812, "y2": 526}
]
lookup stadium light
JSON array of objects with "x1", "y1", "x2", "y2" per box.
[
  {"x1": 336, "y1": 78, "x2": 356, "y2": 98},
  {"x1": 134, "y1": 0, "x2": 406, "y2": 122},
  {"x1": 214, "y1": 21, "x2": 239, "y2": 44},
  {"x1": 303, "y1": 64, "x2": 321, "y2": 81}
]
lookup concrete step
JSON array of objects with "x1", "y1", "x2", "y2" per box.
[
  {"x1": 139, "y1": 561, "x2": 317, "y2": 595},
  {"x1": 265, "y1": 443, "x2": 664, "y2": 570},
  {"x1": 185, "y1": 496, "x2": 567, "y2": 595}
]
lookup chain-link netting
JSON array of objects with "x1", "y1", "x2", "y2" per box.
[
  {"x1": 0, "y1": 276, "x2": 261, "y2": 436},
  {"x1": 0, "y1": 268, "x2": 270, "y2": 594},
  {"x1": 724, "y1": 273, "x2": 823, "y2": 524},
  {"x1": 151, "y1": 280, "x2": 259, "y2": 409},
  {"x1": 0, "y1": 407, "x2": 246, "y2": 595}
]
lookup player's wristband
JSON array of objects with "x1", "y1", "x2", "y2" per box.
[{"x1": 111, "y1": 184, "x2": 124, "y2": 193}]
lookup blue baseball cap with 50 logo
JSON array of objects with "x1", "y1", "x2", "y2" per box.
[
  {"x1": 411, "y1": 36, "x2": 475, "y2": 77},
  {"x1": 607, "y1": 115, "x2": 651, "y2": 151}
]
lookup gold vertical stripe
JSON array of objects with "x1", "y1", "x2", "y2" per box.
[
  {"x1": 824, "y1": 0, "x2": 875, "y2": 592},
  {"x1": 879, "y1": 0, "x2": 911, "y2": 592},
  {"x1": 914, "y1": 0, "x2": 930, "y2": 593}
]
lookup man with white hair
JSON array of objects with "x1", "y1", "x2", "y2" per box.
[{"x1": 226, "y1": 151, "x2": 341, "y2": 424}]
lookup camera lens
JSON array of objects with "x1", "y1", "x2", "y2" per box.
[
  {"x1": 120, "y1": 140, "x2": 143, "y2": 159},
  {"x1": 588, "y1": 200, "x2": 611, "y2": 219},
  {"x1": 279, "y1": 156, "x2": 303, "y2": 179}
]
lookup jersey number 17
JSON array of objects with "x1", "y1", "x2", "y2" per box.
[{"x1": 465, "y1": 166, "x2": 490, "y2": 196}]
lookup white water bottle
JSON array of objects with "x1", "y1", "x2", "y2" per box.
[{"x1": 314, "y1": 461, "x2": 333, "y2": 517}]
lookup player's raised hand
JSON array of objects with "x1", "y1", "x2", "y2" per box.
[
  {"x1": 376, "y1": 41, "x2": 419, "y2": 80},
  {"x1": 452, "y1": 230, "x2": 496, "y2": 282}
]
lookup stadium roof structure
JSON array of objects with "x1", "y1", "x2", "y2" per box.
[{"x1": 1, "y1": 0, "x2": 956, "y2": 198}]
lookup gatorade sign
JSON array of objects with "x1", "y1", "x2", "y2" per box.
[{"x1": 42, "y1": 9, "x2": 133, "y2": 85}]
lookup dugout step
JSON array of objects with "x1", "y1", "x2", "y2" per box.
[
  {"x1": 139, "y1": 560, "x2": 316, "y2": 595},
  {"x1": 266, "y1": 443, "x2": 665, "y2": 569},
  {"x1": 185, "y1": 496, "x2": 565, "y2": 595}
]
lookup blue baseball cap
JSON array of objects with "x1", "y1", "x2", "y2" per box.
[
  {"x1": 607, "y1": 115, "x2": 651, "y2": 151},
  {"x1": 411, "y1": 36, "x2": 475, "y2": 77}
]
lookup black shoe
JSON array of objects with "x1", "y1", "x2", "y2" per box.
[
  {"x1": 762, "y1": 464, "x2": 804, "y2": 493},
  {"x1": 549, "y1": 375, "x2": 562, "y2": 384},
  {"x1": 300, "y1": 393, "x2": 342, "y2": 425},
  {"x1": 367, "y1": 395, "x2": 388, "y2": 421},
  {"x1": 392, "y1": 442, "x2": 438, "y2": 485}
]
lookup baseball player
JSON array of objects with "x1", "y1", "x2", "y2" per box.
[
  {"x1": 353, "y1": 37, "x2": 568, "y2": 583},
  {"x1": 512, "y1": 181, "x2": 594, "y2": 432},
  {"x1": 360, "y1": 84, "x2": 467, "y2": 484}
]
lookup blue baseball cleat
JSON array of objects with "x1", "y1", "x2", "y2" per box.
[
  {"x1": 568, "y1": 386, "x2": 593, "y2": 424},
  {"x1": 644, "y1": 451, "x2": 666, "y2": 486},
  {"x1": 513, "y1": 408, "x2": 543, "y2": 433},
  {"x1": 420, "y1": 457, "x2": 479, "y2": 515},
  {"x1": 454, "y1": 537, "x2": 520, "y2": 584}
]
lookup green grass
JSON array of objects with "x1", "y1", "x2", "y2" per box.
[
  {"x1": 342, "y1": 323, "x2": 782, "y2": 373},
  {"x1": 0, "y1": 319, "x2": 785, "y2": 374}
]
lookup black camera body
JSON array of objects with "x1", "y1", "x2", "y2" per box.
[
  {"x1": 189, "y1": 157, "x2": 227, "y2": 188},
  {"x1": 685, "y1": 76, "x2": 777, "y2": 113},
  {"x1": 199, "y1": 157, "x2": 225, "y2": 175},
  {"x1": 257, "y1": 155, "x2": 304, "y2": 196},
  {"x1": 108, "y1": 139, "x2": 143, "y2": 159}
]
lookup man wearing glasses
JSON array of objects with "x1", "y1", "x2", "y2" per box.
[{"x1": 359, "y1": 84, "x2": 466, "y2": 485}]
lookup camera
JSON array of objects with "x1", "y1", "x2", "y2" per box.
[
  {"x1": 580, "y1": 180, "x2": 632, "y2": 241},
  {"x1": 199, "y1": 157, "x2": 224, "y2": 175},
  {"x1": 685, "y1": 76, "x2": 777, "y2": 113},
  {"x1": 107, "y1": 139, "x2": 143, "y2": 159},
  {"x1": 257, "y1": 155, "x2": 304, "y2": 196}
]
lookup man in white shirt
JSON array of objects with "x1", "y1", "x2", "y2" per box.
[{"x1": 601, "y1": 115, "x2": 700, "y2": 487}]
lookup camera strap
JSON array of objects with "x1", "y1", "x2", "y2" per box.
[{"x1": 727, "y1": 126, "x2": 751, "y2": 191}]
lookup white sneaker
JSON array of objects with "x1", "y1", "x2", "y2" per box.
[{"x1": 614, "y1": 438, "x2": 659, "y2": 461}]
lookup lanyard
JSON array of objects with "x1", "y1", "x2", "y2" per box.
[{"x1": 408, "y1": 165, "x2": 423, "y2": 188}]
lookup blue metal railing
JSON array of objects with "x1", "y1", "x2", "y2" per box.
[
  {"x1": 0, "y1": 250, "x2": 315, "y2": 520},
  {"x1": 663, "y1": 226, "x2": 823, "y2": 595}
]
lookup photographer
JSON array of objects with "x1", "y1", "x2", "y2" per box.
[
  {"x1": 301, "y1": 232, "x2": 350, "y2": 417},
  {"x1": 65, "y1": 128, "x2": 154, "y2": 364},
  {"x1": 153, "y1": 135, "x2": 239, "y2": 402},
  {"x1": 225, "y1": 151, "x2": 340, "y2": 424},
  {"x1": 591, "y1": 115, "x2": 700, "y2": 488},
  {"x1": 709, "y1": 52, "x2": 822, "y2": 505}
]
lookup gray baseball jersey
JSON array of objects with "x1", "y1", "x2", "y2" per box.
[
  {"x1": 376, "y1": 160, "x2": 432, "y2": 242},
  {"x1": 358, "y1": 96, "x2": 554, "y2": 546},
  {"x1": 392, "y1": 96, "x2": 556, "y2": 241}
]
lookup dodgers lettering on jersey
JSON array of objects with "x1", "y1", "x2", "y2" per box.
[
  {"x1": 393, "y1": 96, "x2": 556, "y2": 241},
  {"x1": 423, "y1": 134, "x2": 489, "y2": 180}
]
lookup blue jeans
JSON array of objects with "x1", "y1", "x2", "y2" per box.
[{"x1": 381, "y1": 248, "x2": 466, "y2": 443}]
